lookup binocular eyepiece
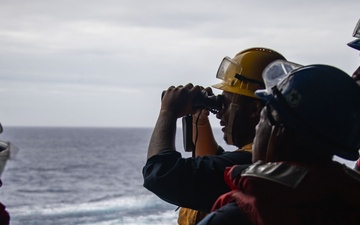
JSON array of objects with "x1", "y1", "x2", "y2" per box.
[
  {"x1": 192, "y1": 91, "x2": 223, "y2": 113},
  {"x1": 161, "y1": 90, "x2": 224, "y2": 114}
]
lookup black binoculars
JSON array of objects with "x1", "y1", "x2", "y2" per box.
[
  {"x1": 161, "y1": 90, "x2": 223, "y2": 114},
  {"x1": 192, "y1": 91, "x2": 223, "y2": 113}
]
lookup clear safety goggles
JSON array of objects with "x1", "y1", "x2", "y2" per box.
[
  {"x1": 348, "y1": 19, "x2": 360, "y2": 51},
  {"x1": 216, "y1": 56, "x2": 242, "y2": 81},
  {"x1": 216, "y1": 56, "x2": 264, "y2": 86},
  {"x1": 352, "y1": 18, "x2": 360, "y2": 38},
  {"x1": 0, "y1": 124, "x2": 7, "y2": 153},
  {"x1": 258, "y1": 60, "x2": 302, "y2": 95}
]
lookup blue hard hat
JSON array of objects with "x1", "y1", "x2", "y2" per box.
[
  {"x1": 256, "y1": 61, "x2": 360, "y2": 160},
  {"x1": 348, "y1": 39, "x2": 360, "y2": 51}
]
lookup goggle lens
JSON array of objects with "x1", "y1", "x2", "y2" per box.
[
  {"x1": 262, "y1": 60, "x2": 302, "y2": 93},
  {"x1": 353, "y1": 19, "x2": 360, "y2": 38},
  {"x1": 216, "y1": 57, "x2": 241, "y2": 80}
]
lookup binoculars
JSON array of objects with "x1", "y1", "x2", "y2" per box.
[{"x1": 161, "y1": 90, "x2": 224, "y2": 114}]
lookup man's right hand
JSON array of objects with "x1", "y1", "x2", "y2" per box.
[
  {"x1": 192, "y1": 86, "x2": 215, "y2": 125},
  {"x1": 161, "y1": 83, "x2": 201, "y2": 119}
]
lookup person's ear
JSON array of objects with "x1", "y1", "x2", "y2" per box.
[{"x1": 266, "y1": 124, "x2": 285, "y2": 162}]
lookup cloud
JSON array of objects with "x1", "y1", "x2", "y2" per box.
[{"x1": 0, "y1": 0, "x2": 359, "y2": 127}]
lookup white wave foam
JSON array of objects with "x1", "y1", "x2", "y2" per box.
[
  {"x1": 8, "y1": 194, "x2": 179, "y2": 224},
  {"x1": 8, "y1": 194, "x2": 175, "y2": 217},
  {"x1": 122, "y1": 210, "x2": 178, "y2": 225},
  {"x1": 79, "y1": 210, "x2": 178, "y2": 225}
]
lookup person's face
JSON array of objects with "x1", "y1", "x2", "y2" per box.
[
  {"x1": 252, "y1": 106, "x2": 273, "y2": 162},
  {"x1": 216, "y1": 91, "x2": 257, "y2": 148}
]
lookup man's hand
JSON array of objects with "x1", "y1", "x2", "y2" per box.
[
  {"x1": 192, "y1": 86, "x2": 214, "y2": 125},
  {"x1": 161, "y1": 83, "x2": 201, "y2": 118},
  {"x1": 147, "y1": 83, "x2": 201, "y2": 159}
]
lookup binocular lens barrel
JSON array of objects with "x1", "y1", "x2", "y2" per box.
[{"x1": 161, "y1": 90, "x2": 223, "y2": 113}]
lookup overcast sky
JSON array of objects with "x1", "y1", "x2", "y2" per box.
[{"x1": 0, "y1": 0, "x2": 359, "y2": 127}]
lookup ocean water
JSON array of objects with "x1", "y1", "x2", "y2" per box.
[
  {"x1": 0, "y1": 127, "x2": 355, "y2": 225},
  {"x1": 0, "y1": 127, "x2": 212, "y2": 225}
]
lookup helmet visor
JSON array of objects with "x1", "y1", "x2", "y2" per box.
[
  {"x1": 216, "y1": 56, "x2": 242, "y2": 81},
  {"x1": 255, "y1": 60, "x2": 302, "y2": 98}
]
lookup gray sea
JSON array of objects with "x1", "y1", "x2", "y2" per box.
[{"x1": 0, "y1": 127, "x2": 355, "y2": 225}]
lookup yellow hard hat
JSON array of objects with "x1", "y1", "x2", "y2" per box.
[{"x1": 212, "y1": 47, "x2": 286, "y2": 98}]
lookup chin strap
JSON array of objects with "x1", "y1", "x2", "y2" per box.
[{"x1": 225, "y1": 95, "x2": 239, "y2": 145}]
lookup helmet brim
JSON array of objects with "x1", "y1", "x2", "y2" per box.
[
  {"x1": 348, "y1": 39, "x2": 360, "y2": 51},
  {"x1": 212, "y1": 82, "x2": 259, "y2": 99},
  {"x1": 254, "y1": 89, "x2": 272, "y2": 102}
]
